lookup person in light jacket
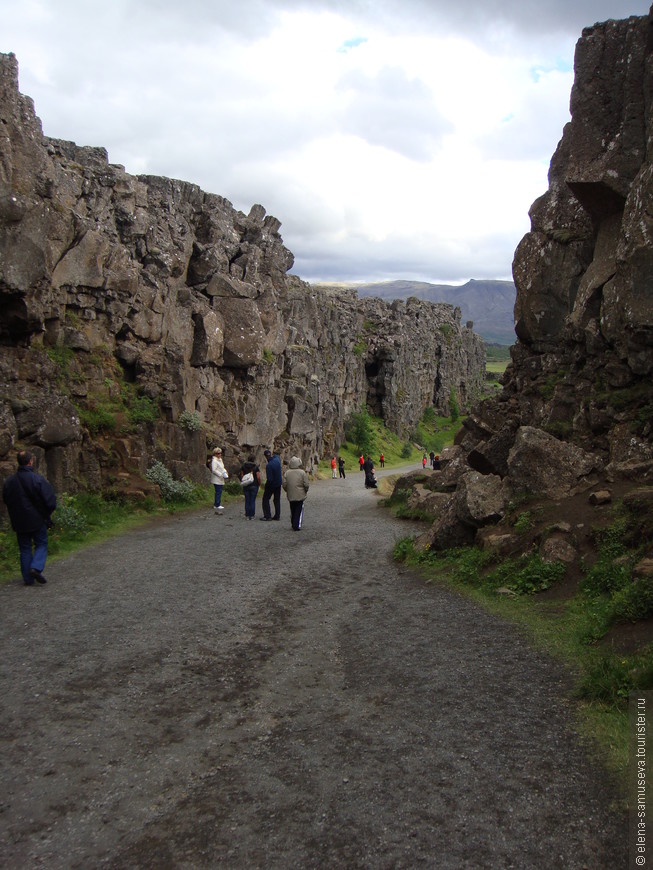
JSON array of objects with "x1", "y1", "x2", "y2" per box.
[
  {"x1": 210, "y1": 447, "x2": 229, "y2": 514},
  {"x1": 282, "y1": 456, "x2": 310, "y2": 531}
]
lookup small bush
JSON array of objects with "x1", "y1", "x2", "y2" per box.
[
  {"x1": 610, "y1": 577, "x2": 653, "y2": 624},
  {"x1": 145, "y1": 461, "x2": 195, "y2": 502},
  {"x1": 128, "y1": 395, "x2": 159, "y2": 425},
  {"x1": 487, "y1": 554, "x2": 566, "y2": 595},
  {"x1": 78, "y1": 407, "x2": 117, "y2": 435},
  {"x1": 514, "y1": 512, "x2": 532, "y2": 534},
  {"x1": 178, "y1": 410, "x2": 203, "y2": 432},
  {"x1": 53, "y1": 495, "x2": 88, "y2": 535}
]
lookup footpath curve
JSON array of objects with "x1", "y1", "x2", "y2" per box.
[{"x1": 0, "y1": 467, "x2": 625, "y2": 868}]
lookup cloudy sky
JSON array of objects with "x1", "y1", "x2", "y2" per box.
[{"x1": 1, "y1": 1, "x2": 649, "y2": 285}]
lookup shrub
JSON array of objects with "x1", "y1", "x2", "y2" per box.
[
  {"x1": 145, "y1": 461, "x2": 195, "y2": 502},
  {"x1": 514, "y1": 512, "x2": 532, "y2": 534},
  {"x1": 128, "y1": 395, "x2": 159, "y2": 425},
  {"x1": 53, "y1": 494, "x2": 88, "y2": 535},
  {"x1": 486, "y1": 554, "x2": 566, "y2": 595},
  {"x1": 344, "y1": 408, "x2": 375, "y2": 456},
  {"x1": 78, "y1": 406, "x2": 117, "y2": 435},
  {"x1": 178, "y1": 410, "x2": 202, "y2": 432}
]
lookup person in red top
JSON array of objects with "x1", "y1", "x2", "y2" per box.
[
  {"x1": 359, "y1": 455, "x2": 365, "y2": 472},
  {"x1": 330, "y1": 456, "x2": 337, "y2": 479},
  {"x1": 379, "y1": 453, "x2": 385, "y2": 467}
]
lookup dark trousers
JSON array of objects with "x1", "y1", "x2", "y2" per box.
[
  {"x1": 262, "y1": 484, "x2": 281, "y2": 519},
  {"x1": 339, "y1": 467, "x2": 345, "y2": 478},
  {"x1": 289, "y1": 500, "x2": 305, "y2": 530}
]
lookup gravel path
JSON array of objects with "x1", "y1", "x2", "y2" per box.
[{"x1": 0, "y1": 468, "x2": 626, "y2": 868}]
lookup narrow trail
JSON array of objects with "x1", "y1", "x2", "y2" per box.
[{"x1": 0, "y1": 468, "x2": 625, "y2": 868}]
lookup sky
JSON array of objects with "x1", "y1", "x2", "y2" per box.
[{"x1": 1, "y1": 1, "x2": 650, "y2": 285}]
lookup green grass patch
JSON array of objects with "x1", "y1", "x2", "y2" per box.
[{"x1": 334, "y1": 410, "x2": 463, "y2": 474}]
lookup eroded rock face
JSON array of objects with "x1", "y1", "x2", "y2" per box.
[
  {"x1": 397, "y1": 9, "x2": 653, "y2": 550},
  {"x1": 0, "y1": 52, "x2": 485, "y2": 494},
  {"x1": 466, "y1": 8, "x2": 653, "y2": 475}
]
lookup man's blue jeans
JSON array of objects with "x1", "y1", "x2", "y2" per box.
[{"x1": 16, "y1": 524, "x2": 48, "y2": 583}]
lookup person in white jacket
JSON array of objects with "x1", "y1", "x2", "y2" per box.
[{"x1": 210, "y1": 447, "x2": 229, "y2": 514}]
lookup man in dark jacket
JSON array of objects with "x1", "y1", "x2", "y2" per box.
[
  {"x1": 2, "y1": 450, "x2": 57, "y2": 585},
  {"x1": 261, "y1": 449, "x2": 282, "y2": 521}
]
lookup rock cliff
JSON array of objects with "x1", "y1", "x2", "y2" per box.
[
  {"x1": 401, "y1": 9, "x2": 653, "y2": 552},
  {"x1": 0, "y1": 52, "x2": 485, "y2": 495}
]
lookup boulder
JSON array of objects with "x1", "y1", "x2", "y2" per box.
[{"x1": 507, "y1": 427, "x2": 603, "y2": 498}]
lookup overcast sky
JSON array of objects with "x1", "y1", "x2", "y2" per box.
[{"x1": 1, "y1": 1, "x2": 649, "y2": 285}]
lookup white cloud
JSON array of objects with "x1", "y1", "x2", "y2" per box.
[{"x1": 0, "y1": 0, "x2": 650, "y2": 284}]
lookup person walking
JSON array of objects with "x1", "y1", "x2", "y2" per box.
[
  {"x1": 338, "y1": 456, "x2": 346, "y2": 479},
  {"x1": 379, "y1": 452, "x2": 385, "y2": 468},
  {"x1": 359, "y1": 454, "x2": 365, "y2": 472},
  {"x1": 239, "y1": 455, "x2": 261, "y2": 519},
  {"x1": 2, "y1": 450, "x2": 57, "y2": 585},
  {"x1": 210, "y1": 447, "x2": 229, "y2": 514},
  {"x1": 330, "y1": 456, "x2": 337, "y2": 479},
  {"x1": 261, "y1": 449, "x2": 282, "y2": 521},
  {"x1": 282, "y1": 456, "x2": 310, "y2": 531}
]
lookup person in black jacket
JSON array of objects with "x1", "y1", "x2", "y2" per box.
[
  {"x1": 261, "y1": 449, "x2": 282, "y2": 521},
  {"x1": 2, "y1": 450, "x2": 57, "y2": 585}
]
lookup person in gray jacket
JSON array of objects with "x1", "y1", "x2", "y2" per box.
[{"x1": 282, "y1": 456, "x2": 310, "y2": 531}]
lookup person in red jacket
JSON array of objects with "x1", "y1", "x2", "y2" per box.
[
  {"x1": 331, "y1": 456, "x2": 337, "y2": 479},
  {"x1": 359, "y1": 455, "x2": 365, "y2": 472}
]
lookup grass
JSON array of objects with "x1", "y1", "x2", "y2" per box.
[
  {"x1": 325, "y1": 412, "x2": 463, "y2": 477},
  {"x1": 390, "y1": 529, "x2": 650, "y2": 797}
]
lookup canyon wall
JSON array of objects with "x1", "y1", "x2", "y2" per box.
[
  {"x1": 0, "y1": 52, "x2": 485, "y2": 495},
  {"x1": 406, "y1": 8, "x2": 653, "y2": 551}
]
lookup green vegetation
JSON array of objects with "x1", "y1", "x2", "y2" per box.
[
  {"x1": 391, "y1": 506, "x2": 653, "y2": 791},
  {"x1": 485, "y1": 345, "x2": 510, "y2": 382},
  {"x1": 177, "y1": 410, "x2": 203, "y2": 432},
  {"x1": 411, "y1": 406, "x2": 462, "y2": 455},
  {"x1": 485, "y1": 345, "x2": 511, "y2": 363},
  {"x1": 344, "y1": 407, "x2": 376, "y2": 457},
  {"x1": 334, "y1": 407, "x2": 463, "y2": 474}
]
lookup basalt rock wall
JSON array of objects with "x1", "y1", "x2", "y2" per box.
[
  {"x1": 0, "y1": 52, "x2": 485, "y2": 496},
  {"x1": 406, "y1": 8, "x2": 653, "y2": 553}
]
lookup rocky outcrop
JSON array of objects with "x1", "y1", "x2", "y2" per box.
[
  {"x1": 398, "y1": 9, "x2": 653, "y2": 551},
  {"x1": 0, "y1": 52, "x2": 485, "y2": 496}
]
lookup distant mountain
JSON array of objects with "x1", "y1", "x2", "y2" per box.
[{"x1": 352, "y1": 279, "x2": 516, "y2": 345}]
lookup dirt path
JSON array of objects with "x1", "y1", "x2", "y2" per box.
[{"x1": 0, "y1": 468, "x2": 626, "y2": 868}]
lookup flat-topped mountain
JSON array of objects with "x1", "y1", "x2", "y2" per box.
[{"x1": 339, "y1": 279, "x2": 516, "y2": 345}]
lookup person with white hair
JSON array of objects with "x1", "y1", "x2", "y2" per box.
[
  {"x1": 210, "y1": 447, "x2": 228, "y2": 514},
  {"x1": 282, "y1": 456, "x2": 310, "y2": 531}
]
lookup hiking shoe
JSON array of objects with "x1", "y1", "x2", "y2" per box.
[{"x1": 30, "y1": 569, "x2": 47, "y2": 584}]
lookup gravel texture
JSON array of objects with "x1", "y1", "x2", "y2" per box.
[{"x1": 0, "y1": 468, "x2": 626, "y2": 868}]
